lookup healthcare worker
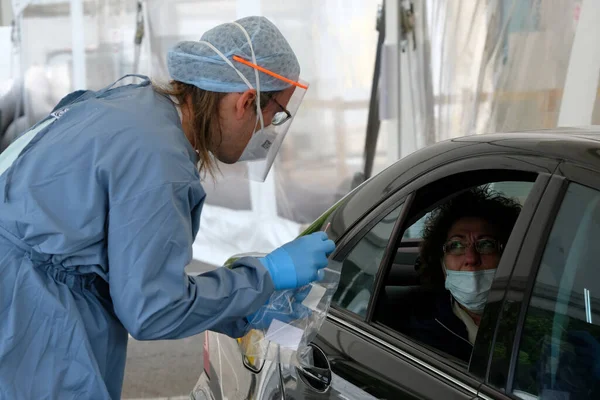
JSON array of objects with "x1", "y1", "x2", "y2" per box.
[{"x1": 0, "y1": 16, "x2": 334, "y2": 399}]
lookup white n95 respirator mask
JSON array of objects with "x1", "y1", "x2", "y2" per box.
[{"x1": 237, "y1": 117, "x2": 279, "y2": 162}]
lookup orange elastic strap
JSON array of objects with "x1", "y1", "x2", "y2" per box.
[{"x1": 233, "y1": 55, "x2": 308, "y2": 90}]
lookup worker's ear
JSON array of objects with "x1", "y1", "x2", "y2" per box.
[{"x1": 235, "y1": 89, "x2": 257, "y2": 120}]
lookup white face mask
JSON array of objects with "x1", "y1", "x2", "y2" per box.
[
  {"x1": 237, "y1": 116, "x2": 277, "y2": 162},
  {"x1": 444, "y1": 263, "x2": 497, "y2": 313}
]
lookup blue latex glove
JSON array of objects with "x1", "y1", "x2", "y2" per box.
[
  {"x1": 259, "y1": 232, "x2": 336, "y2": 291},
  {"x1": 246, "y1": 286, "x2": 312, "y2": 331}
]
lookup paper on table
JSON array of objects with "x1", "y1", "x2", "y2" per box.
[
  {"x1": 302, "y1": 284, "x2": 327, "y2": 310},
  {"x1": 265, "y1": 319, "x2": 304, "y2": 350}
]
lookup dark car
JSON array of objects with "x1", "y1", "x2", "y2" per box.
[{"x1": 192, "y1": 128, "x2": 600, "y2": 400}]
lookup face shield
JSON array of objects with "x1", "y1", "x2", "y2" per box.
[
  {"x1": 193, "y1": 20, "x2": 307, "y2": 182},
  {"x1": 233, "y1": 55, "x2": 308, "y2": 181}
]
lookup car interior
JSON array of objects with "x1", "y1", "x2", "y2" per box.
[{"x1": 368, "y1": 170, "x2": 538, "y2": 365}]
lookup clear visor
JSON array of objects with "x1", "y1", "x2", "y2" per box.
[{"x1": 237, "y1": 79, "x2": 309, "y2": 182}]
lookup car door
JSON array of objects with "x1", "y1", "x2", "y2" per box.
[
  {"x1": 479, "y1": 161, "x2": 600, "y2": 400},
  {"x1": 280, "y1": 153, "x2": 559, "y2": 399}
]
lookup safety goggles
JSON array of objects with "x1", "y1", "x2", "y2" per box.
[{"x1": 442, "y1": 238, "x2": 503, "y2": 256}]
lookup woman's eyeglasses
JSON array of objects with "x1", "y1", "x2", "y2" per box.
[{"x1": 442, "y1": 238, "x2": 503, "y2": 256}]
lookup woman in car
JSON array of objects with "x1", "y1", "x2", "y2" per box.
[{"x1": 404, "y1": 186, "x2": 521, "y2": 362}]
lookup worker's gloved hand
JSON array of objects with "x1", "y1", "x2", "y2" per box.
[
  {"x1": 259, "y1": 232, "x2": 336, "y2": 291},
  {"x1": 246, "y1": 286, "x2": 312, "y2": 331}
]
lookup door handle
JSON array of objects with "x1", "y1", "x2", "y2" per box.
[{"x1": 295, "y1": 343, "x2": 332, "y2": 392}]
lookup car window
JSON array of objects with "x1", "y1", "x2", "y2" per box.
[
  {"x1": 512, "y1": 183, "x2": 600, "y2": 400},
  {"x1": 332, "y1": 202, "x2": 404, "y2": 318},
  {"x1": 375, "y1": 180, "x2": 535, "y2": 365},
  {"x1": 402, "y1": 181, "x2": 534, "y2": 240},
  {"x1": 403, "y1": 213, "x2": 428, "y2": 239}
]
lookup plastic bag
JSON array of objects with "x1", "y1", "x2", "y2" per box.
[{"x1": 228, "y1": 255, "x2": 342, "y2": 363}]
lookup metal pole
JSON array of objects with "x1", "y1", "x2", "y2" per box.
[
  {"x1": 363, "y1": 4, "x2": 385, "y2": 180},
  {"x1": 132, "y1": 1, "x2": 144, "y2": 75},
  {"x1": 383, "y1": 0, "x2": 400, "y2": 169},
  {"x1": 420, "y1": 0, "x2": 436, "y2": 146}
]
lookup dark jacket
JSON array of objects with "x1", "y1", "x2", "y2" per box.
[{"x1": 398, "y1": 290, "x2": 473, "y2": 362}]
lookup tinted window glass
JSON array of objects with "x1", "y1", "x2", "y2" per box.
[
  {"x1": 332, "y1": 202, "x2": 403, "y2": 317},
  {"x1": 513, "y1": 183, "x2": 600, "y2": 400},
  {"x1": 489, "y1": 181, "x2": 533, "y2": 204}
]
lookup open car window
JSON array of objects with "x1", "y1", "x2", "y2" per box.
[
  {"x1": 373, "y1": 178, "x2": 536, "y2": 368},
  {"x1": 403, "y1": 181, "x2": 534, "y2": 240}
]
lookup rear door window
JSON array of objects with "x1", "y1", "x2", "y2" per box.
[{"x1": 511, "y1": 183, "x2": 600, "y2": 399}]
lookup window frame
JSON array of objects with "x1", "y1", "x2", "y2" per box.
[
  {"x1": 477, "y1": 174, "x2": 566, "y2": 399},
  {"x1": 324, "y1": 153, "x2": 559, "y2": 394},
  {"x1": 329, "y1": 190, "x2": 411, "y2": 321},
  {"x1": 369, "y1": 171, "x2": 549, "y2": 369},
  {"x1": 481, "y1": 161, "x2": 600, "y2": 399},
  {"x1": 330, "y1": 193, "x2": 408, "y2": 318}
]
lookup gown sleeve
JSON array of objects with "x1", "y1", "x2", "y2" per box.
[{"x1": 105, "y1": 123, "x2": 274, "y2": 340}]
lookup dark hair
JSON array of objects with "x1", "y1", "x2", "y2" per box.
[
  {"x1": 417, "y1": 185, "x2": 522, "y2": 285},
  {"x1": 154, "y1": 80, "x2": 280, "y2": 179}
]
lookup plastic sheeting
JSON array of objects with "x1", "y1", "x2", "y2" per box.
[
  {"x1": 0, "y1": 0, "x2": 381, "y2": 267},
  {"x1": 142, "y1": 0, "x2": 380, "y2": 265},
  {"x1": 238, "y1": 259, "x2": 342, "y2": 364},
  {"x1": 0, "y1": 0, "x2": 151, "y2": 149},
  {"x1": 2, "y1": 0, "x2": 600, "y2": 267},
  {"x1": 404, "y1": 0, "x2": 600, "y2": 148}
]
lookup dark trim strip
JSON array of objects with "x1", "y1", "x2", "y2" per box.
[{"x1": 326, "y1": 313, "x2": 479, "y2": 396}]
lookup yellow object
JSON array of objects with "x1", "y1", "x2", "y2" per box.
[{"x1": 238, "y1": 329, "x2": 266, "y2": 370}]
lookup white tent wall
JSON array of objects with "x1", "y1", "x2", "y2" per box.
[
  {"x1": 1, "y1": 0, "x2": 149, "y2": 148},
  {"x1": 558, "y1": 0, "x2": 600, "y2": 127},
  {"x1": 386, "y1": 0, "x2": 600, "y2": 237},
  {"x1": 19, "y1": 1, "x2": 147, "y2": 93},
  {"x1": 408, "y1": 0, "x2": 600, "y2": 147}
]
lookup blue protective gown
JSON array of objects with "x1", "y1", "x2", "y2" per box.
[{"x1": 0, "y1": 75, "x2": 274, "y2": 399}]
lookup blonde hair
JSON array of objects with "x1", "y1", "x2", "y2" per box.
[
  {"x1": 154, "y1": 80, "x2": 282, "y2": 179},
  {"x1": 154, "y1": 80, "x2": 225, "y2": 179}
]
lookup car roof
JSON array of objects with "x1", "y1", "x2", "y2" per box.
[
  {"x1": 332, "y1": 128, "x2": 600, "y2": 237},
  {"x1": 447, "y1": 126, "x2": 600, "y2": 150},
  {"x1": 388, "y1": 127, "x2": 600, "y2": 183}
]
